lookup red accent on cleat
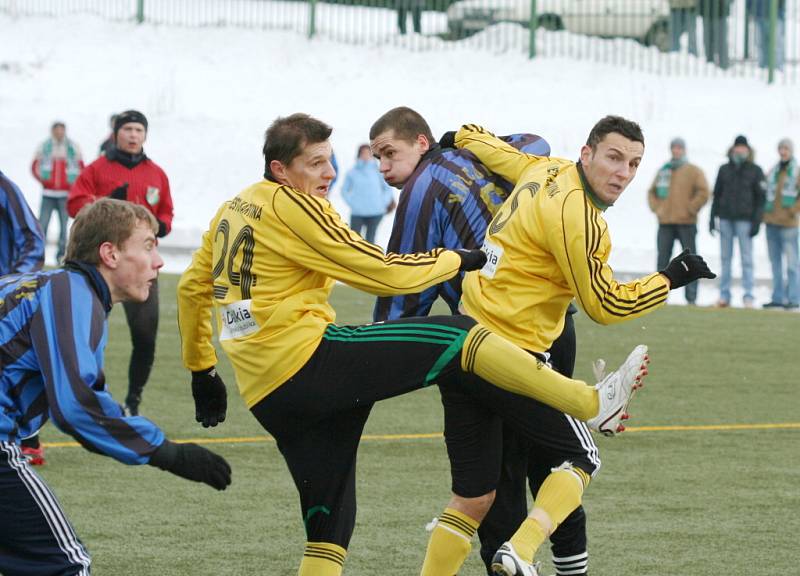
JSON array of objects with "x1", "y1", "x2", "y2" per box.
[
  {"x1": 621, "y1": 412, "x2": 630, "y2": 420},
  {"x1": 21, "y1": 446, "x2": 46, "y2": 466},
  {"x1": 616, "y1": 424, "x2": 626, "y2": 432}
]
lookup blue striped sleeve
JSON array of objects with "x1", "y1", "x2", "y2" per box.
[
  {"x1": 29, "y1": 272, "x2": 164, "y2": 464},
  {"x1": 0, "y1": 173, "x2": 45, "y2": 273}
]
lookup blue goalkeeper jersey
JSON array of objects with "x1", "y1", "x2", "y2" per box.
[
  {"x1": 0, "y1": 263, "x2": 164, "y2": 464},
  {"x1": 374, "y1": 135, "x2": 550, "y2": 321},
  {"x1": 0, "y1": 170, "x2": 45, "y2": 276}
]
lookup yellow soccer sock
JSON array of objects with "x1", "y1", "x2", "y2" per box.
[
  {"x1": 420, "y1": 508, "x2": 479, "y2": 576},
  {"x1": 461, "y1": 325, "x2": 599, "y2": 421},
  {"x1": 510, "y1": 468, "x2": 591, "y2": 564},
  {"x1": 298, "y1": 542, "x2": 346, "y2": 576}
]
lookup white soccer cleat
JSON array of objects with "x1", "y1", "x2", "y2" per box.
[
  {"x1": 491, "y1": 542, "x2": 541, "y2": 576},
  {"x1": 586, "y1": 344, "x2": 649, "y2": 436}
]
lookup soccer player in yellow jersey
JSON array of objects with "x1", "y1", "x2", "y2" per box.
[
  {"x1": 177, "y1": 113, "x2": 651, "y2": 576},
  {"x1": 442, "y1": 116, "x2": 716, "y2": 576}
]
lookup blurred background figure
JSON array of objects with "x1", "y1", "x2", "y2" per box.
[
  {"x1": 396, "y1": 0, "x2": 422, "y2": 34},
  {"x1": 748, "y1": 0, "x2": 786, "y2": 71},
  {"x1": 709, "y1": 134, "x2": 766, "y2": 308},
  {"x1": 99, "y1": 113, "x2": 118, "y2": 156},
  {"x1": 762, "y1": 138, "x2": 799, "y2": 309},
  {"x1": 699, "y1": 0, "x2": 731, "y2": 69},
  {"x1": 669, "y1": 0, "x2": 698, "y2": 55},
  {"x1": 648, "y1": 137, "x2": 709, "y2": 305},
  {"x1": 31, "y1": 121, "x2": 83, "y2": 264},
  {"x1": 341, "y1": 144, "x2": 396, "y2": 243}
]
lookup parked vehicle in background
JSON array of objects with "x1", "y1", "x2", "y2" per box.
[{"x1": 446, "y1": 0, "x2": 671, "y2": 50}]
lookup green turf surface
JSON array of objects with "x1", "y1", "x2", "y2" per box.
[{"x1": 36, "y1": 275, "x2": 799, "y2": 575}]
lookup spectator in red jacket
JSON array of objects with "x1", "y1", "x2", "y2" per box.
[
  {"x1": 69, "y1": 110, "x2": 174, "y2": 416},
  {"x1": 31, "y1": 121, "x2": 84, "y2": 263}
]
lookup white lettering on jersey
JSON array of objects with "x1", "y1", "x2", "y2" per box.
[
  {"x1": 219, "y1": 299, "x2": 259, "y2": 340},
  {"x1": 480, "y1": 239, "x2": 503, "y2": 279}
]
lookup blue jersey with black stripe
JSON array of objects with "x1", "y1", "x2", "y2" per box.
[
  {"x1": 374, "y1": 135, "x2": 550, "y2": 321},
  {"x1": 0, "y1": 171, "x2": 45, "y2": 276},
  {"x1": 0, "y1": 264, "x2": 164, "y2": 464}
]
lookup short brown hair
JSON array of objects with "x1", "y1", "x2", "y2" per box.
[
  {"x1": 263, "y1": 113, "x2": 333, "y2": 179},
  {"x1": 586, "y1": 115, "x2": 644, "y2": 150},
  {"x1": 369, "y1": 107, "x2": 434, "y2": 144},
  {"x1": 65, "y1": 199, "x2": 158, "y2": 264}
]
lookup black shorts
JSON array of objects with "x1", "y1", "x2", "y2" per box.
[{"x1": 250, "y1": 314, "x2": 498, "y2": 547}]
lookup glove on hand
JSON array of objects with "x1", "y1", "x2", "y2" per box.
[
  {"x1": 749, "y1": 221, "x2": 760, "y2": 237},
  {"x1": 109, "y1": 183, "x2": 129, "y2": 201},
  {"x1": 149, "y1": 440, "x2": 232, "y2": 491},
  {"x1": 660, "y1": 249, "x2": 716, "y2": 290},
  {"x1": 192, "y1": 367, "x2": 227, "y2": 428},
  {"x1": 438, "y1": 131, "x2": 457, "y2": 150},
  {"x1": 454, "y1": 249, "x2": 487, "y2": 272}
]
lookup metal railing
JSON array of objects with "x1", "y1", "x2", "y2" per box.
[{"x1": 1, "y1": 0, "x2": 796, "y2": 82}]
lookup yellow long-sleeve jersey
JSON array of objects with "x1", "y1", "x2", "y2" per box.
[
  {"x1": 177, "y1": 179, "x2": 462, "y2": 407},
  {"x1": 455, "y1": 125, "x2": 669, "y2": 354}
]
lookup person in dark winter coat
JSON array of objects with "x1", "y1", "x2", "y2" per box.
[{"x1": 709, "y1": 135, "x2": 766, "y2": 307}]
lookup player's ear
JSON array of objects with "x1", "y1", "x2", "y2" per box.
[
  {"x1": 98, "y1": 241, "x2": 119, "y2": 269},
  {"x1": 270, "y1": 160, "x2": 289, "y2": 184},
  {"x1": 417, "y1": 133, "x2": 430, "y2": 153}
]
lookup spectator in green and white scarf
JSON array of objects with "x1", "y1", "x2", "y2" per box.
[
  {"x1": 648, "y1": 137, "x2": 710, "y2": 305},
  {"x1": 31, "y1": 121, "x2": 84, "y2": 264},
  {"x1": 762, "y1": 138, "x2": 799, "y2": 309}
]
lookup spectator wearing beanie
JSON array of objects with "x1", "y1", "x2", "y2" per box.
[
  {"x1": 762, "y1": 138, "x2": 800, "y2": 309},
  {"x1": 648, "y1": 137, "x2": 710, "y2": 304},
  {"x1": 709, "y1": 134, "x2": 767, "y2": 307},
  {"x1": 68, "y1": 109, "x2": 173, "y2": 415}
]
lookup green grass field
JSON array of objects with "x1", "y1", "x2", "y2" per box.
[{"x1": 36, "y1": 274, "x2": 799, "y2": 575}]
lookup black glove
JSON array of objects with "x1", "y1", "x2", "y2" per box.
[
  {"x1": 149, "y1": 440, "x2": 232, "y2": 491},
  {"x1": 156, "y1": 219, "x2": 168, "y2": 238},
  {"x1": 749, "y1": 221, "x2": 760, "y2": 237},
  {"x1": 709, "y1": 217, "x2": 717, "y2": 236},
  {"x1": 454, "y1": 249, "x2": 486, "y2": 272},
  {"x1": 438, "y1": 131, "x2": 457, "y2": 150},
  {"x1": 109, "y1": 183, "x2": 129, "y2": 201},
  {"x1": 660, "y1": 249, "x2": 716, "y2": 290},
  {"x1": 192, "y1": 367, "x2": 227, "y2": 428}
]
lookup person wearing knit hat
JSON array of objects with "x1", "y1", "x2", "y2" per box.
[
  {"x1": 648, "y1": 137, "x2": 710, "y2": 305},
  {"x1": 762, "y1": 137, "x2": 800, "y2": 309},
  {"x1": 68, "y1": 110, "x2": 173, "y2": 415},
  {"x1": 709, "y1": 134, "x2": 767, "y2": 308}
]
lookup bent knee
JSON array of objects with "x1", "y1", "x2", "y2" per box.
[{"x1": 452, "y1": 490, "x2": 495, "y2": 521}]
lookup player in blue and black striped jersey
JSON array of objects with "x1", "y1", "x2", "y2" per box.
[
  {"x1": 0, "y1": 171, "x2": 47, "y2": 465},
  {"x1": 0, "y1": 198, "x2": 230, "y2": 576},
  {"x1": 370, "y1": 107, "x2": 590, "y2": 576}
]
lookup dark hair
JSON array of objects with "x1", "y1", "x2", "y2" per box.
[
  {"x1": 369, "y1": 106, "x2": 434, "y2": 144},
  {"x1": 65, "y1": 199, "x2": 157, "y2": 265},
  {"x1": 585, "y1": 115, "x2": 644, "y2": 150},
  {"x1": 263, "y1": 113, "x2": 333, "y2": 179},
  {"x1": 114, "y1": 110, "x2": 148, "y2": 134},
  {"x1": 51, "y1": 121, "x2": 66, "y2": 130},
  {"x1": 356, "y1": 144, "x2": 371, "y2": 158}
]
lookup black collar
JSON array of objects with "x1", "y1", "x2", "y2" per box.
[
  {"x1": 63, "y1": 261, "x2": 113, "y2": 314},
  {"x1": 107, "y1": 146, "x2": 147, "y2": 169}
]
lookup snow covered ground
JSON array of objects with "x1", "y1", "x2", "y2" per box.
[{"x1": 2, "y1": 12, "x2": 799, "y2": 306}]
